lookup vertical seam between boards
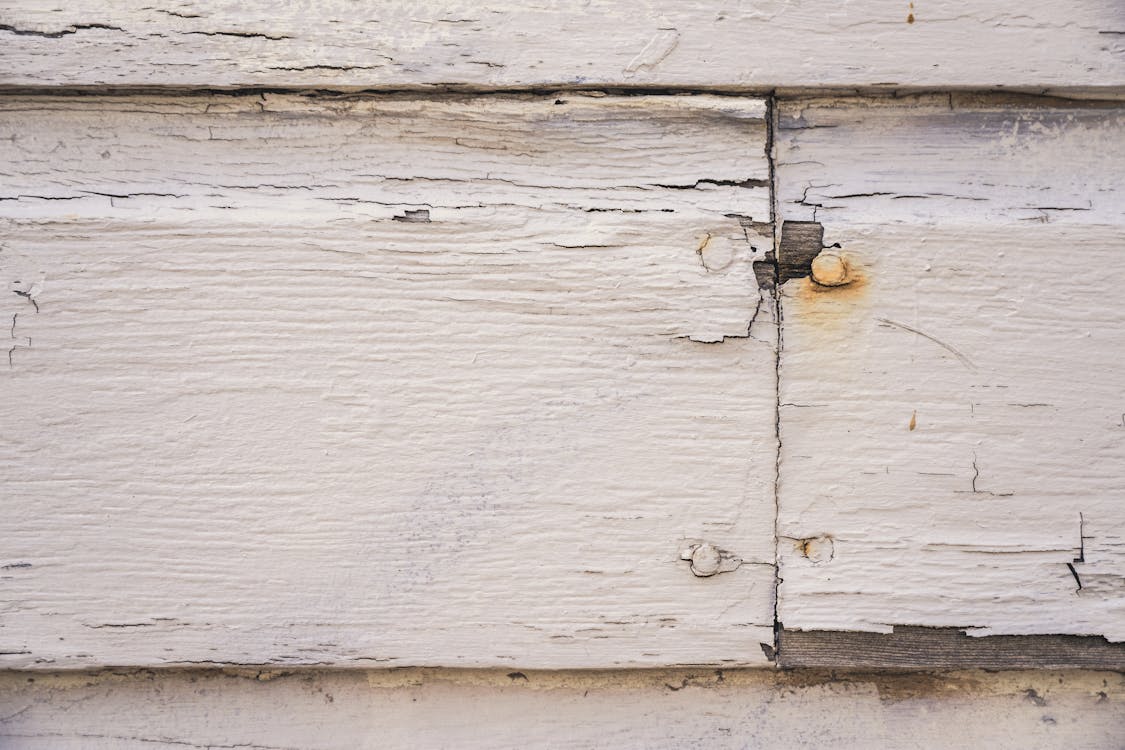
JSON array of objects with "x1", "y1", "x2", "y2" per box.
[{"x1": 765, "y1": 91, "x2": 784, "y2": 665}]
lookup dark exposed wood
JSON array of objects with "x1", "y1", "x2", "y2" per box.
[
  {"x1": 778, "y1": 626, "x2": 1125, "y2": 670},
  {"x1": 776, "y1": 220, "x2": 824, "y2": 284}
]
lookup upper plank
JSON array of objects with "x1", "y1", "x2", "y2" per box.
[{"x1": 0, "y1": 1, "x2": 1122, "y2": 91}]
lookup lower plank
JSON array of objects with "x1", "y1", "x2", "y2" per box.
[{"x1": 0, "y1": 668, "x2": 1121, "y2": 749}]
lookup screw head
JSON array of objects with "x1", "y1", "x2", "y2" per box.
[{"x1": 810, "y1": 251, "x2": 850, "y2": 287}]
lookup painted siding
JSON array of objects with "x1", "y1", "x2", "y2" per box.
[
  {"x1": 1, "y1": 1, "x2": 1122, "y2": 91},
  {"x1": 0, "y1": 93, "x2": 777, "y2": 669}
]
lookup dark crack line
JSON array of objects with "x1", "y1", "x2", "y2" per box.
[
  {"x1": 184, "y1": 30, "x2": 290, "y2": 40},
  {"x1": 1068, "y1": 512, "x2": 1088, "y2": 593},
  {"x1": 0, "y1": 23, "x2": 123, "y2": 38},
  {"x1": 653, "y1": 178, "x2": 769, "y2": 190},
  {"x1": 266, "y1": 63, "x2": 393, "y2": 71},
  {"x1": 766, "y1": 91, "x2": 785, "y2": 664},
  {"x1": 0, "y1": 733, "x2": 299, "y2": 750},
  {"x1": 1066, "y1": 562, "x2": 1083, "y2": 592},
  {"x1": 12, "y1": 289, "x2": 37, "y2": 313}
]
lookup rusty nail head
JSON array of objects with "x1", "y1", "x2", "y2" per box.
[{"x1": 810, "y1": 250, "x2": 850, "y2": 287}]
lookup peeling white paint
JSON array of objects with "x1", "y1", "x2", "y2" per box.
[
  {"x1": 0, "y1": 1, "x2": 1121, "y2": 90},
  {"x1": 775, "y1": 95, "x2": 1125, "y2": 641},
  {"x1": 623, "y1": 27, "x2": 680, "y2": 75},
  {"x1": 0, "y1": 93, "x2": 777, "y2": 669}
]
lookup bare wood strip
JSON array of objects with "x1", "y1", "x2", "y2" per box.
[{"x1": 779, "y1": 627, "x2": 1125, "y2": 670}]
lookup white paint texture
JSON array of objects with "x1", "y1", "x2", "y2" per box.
[
  {"x1": 776, "y1": 95, "x2": 1125, "y2": 640},
  {"x1": 2, "y1": 668, "x2": 1123, "y2": 749},
  {"x1": 0, "y1": 93, "x2": 777, "y2": 668},
  {"x1": 0, "y1": 1, "x2": 1123, "y2": 91}
]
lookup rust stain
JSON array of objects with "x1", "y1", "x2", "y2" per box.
[
  {"x1": 784, "y1": 269, "x2": 869, "y2": 345},
  {"x1": 907, "y1": 2, "x2": 915, "y2": 23},
  {"x1": 696, "y1": 232, "x2": 712, "y2": 255},
  {"x1": 796, "y1": 535, "x2": 835, "y2": 564},
  {"x1": 909, "y1": 410, "x2": 917, "y2": 431},
  {"x1": 783, "y1": 250, "x2": 872, "y2": 363},
  {"x1": 789, "y1": 256, "x2": 868, "y2": 319},
  {"x1": 794, "y1": 273, "x2": 868, "y2": 302}
]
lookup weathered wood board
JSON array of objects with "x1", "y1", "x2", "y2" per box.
[
  {"x1": 2, "y1": 668, "x2": 1123, "y2": 749},
  {"x1": 1, "y1": 1, "x2": 1123, "y2": 92},
  {"x1": 778, "y1": 627, "x2": 1125, "y2": 670},
  {"x1": 0, "y1": 93, "x2": 778, "y2": 669},
  {"x1": 775, "y1": 94, "x2": 1125, "y2": 642}
]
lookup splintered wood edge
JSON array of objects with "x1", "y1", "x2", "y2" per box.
[{"x1": 777, "y1": 627, "x2": 1125, "y2": 670}]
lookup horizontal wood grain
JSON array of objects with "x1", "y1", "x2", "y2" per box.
[
  {"x1": 0, "y1": 1, "x2": 1122, "y2": 91},
  {"x1": 0, "y1": 93, "x2": 777, "y2": 669},
  {"x1": 774, "y1": 95, "x2": 1125, "y2": 643},
  {"x1": 1, "y1": 668, "x2": 1122, "y2": 748},
  {"x1": 778, "y1": 627, "x2": 1125, "y2": 670}
]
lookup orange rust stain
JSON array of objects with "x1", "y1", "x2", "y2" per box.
[
  {"x1": 909, "y1": 410, "x2": 917, "y2": 431},
  {"x1": 791, "y1": 261, "x2": 868, "y2": 306},
  {"x1": 907, "y1": 1, "x2": 915, "y2": 23},
  {"x1": 784, "y1": 254, "x2": 871, "y2": 345}
]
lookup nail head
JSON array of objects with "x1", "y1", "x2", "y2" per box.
[
  {"x1": 810, "y1": 251, "x2": 850, "y2": 287},
  {"x1": 690, "y1": 543, "x2": 723, "y2": 577}
]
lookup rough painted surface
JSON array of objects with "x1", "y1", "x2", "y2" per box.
[
  {"x1": 0, "y1": 1, "x2": 1123, "y2": 91},
  {"x1": 0, "y1": 668, "x2": 1122, "y2": 749},
  {"x1": 775, "y1": 95, "x2": 1125, "y2": 641},
  {"x1": 0, "y1": 93, "x2": 777, "y2": 669}
]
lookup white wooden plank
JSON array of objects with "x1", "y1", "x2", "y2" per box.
[
  {"x1": 775, "y1": 95, "x2": 1125, "y2": 640},
  {"x1": 2, "y1": 668, "x2": 1123, "y2": 749},
  {"x1": 0, "y1": 1, "x2": 1123, "y2": 91},
  {"x1": 0, "y1": 93, "x2": 777, "y2": 669}
]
